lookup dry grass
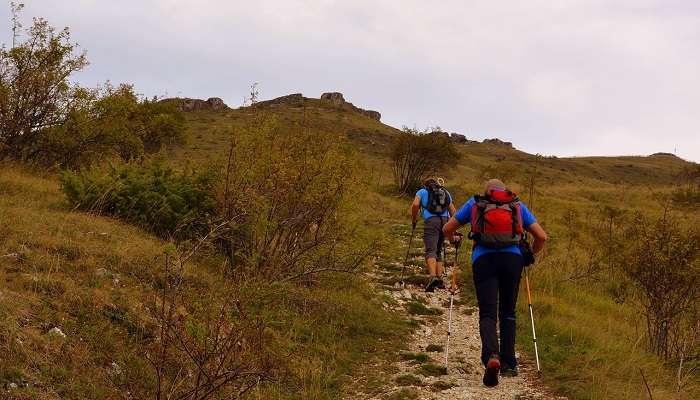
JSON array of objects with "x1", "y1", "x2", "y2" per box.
[
  {"x1": 0, "y1": 163, "x2": 408, "y2": 399},
  {"x1": 1, "y1": 96, "x2": 698, "y2": 399}
]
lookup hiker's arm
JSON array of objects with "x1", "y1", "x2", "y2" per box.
[
  {"x1": 442, "y1": 217, "x2": 461, "y2": 242},
  {"x1": 526, "y1": 222, "x2": 548, "y2": 254},
  {"x1": 448, "y1": 203, "x2": 457, "y2": 217},
  {"x1": 410, "y1": 196, "x2": 421, "y2": 226}
]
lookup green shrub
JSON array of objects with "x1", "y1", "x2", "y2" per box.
[
  {"x1": 218, "y1": 117, "x2": 377, "y2": 282},
  {"x1": 395, "y1": 374, "x2": 423, "y2": 386},
  {"x1": 406, "y1": 301, "x2": 442, "y2": 316},
  {"x1": 60, "y1": 160, "x2": 216, "y2": 238},
  {"x1": 672, "y1": 186, "x2": 700, "y2": 207},
  {"x1": 35, "y1": 85, "x2": 186, "y2": 169},
  {"x1": 430, "y1": 381, "x2": 456, "y2": 391},
  {"x1": 0, "y1": 9, "x2": 185, "y2": 169},
  {"x1": 391, "y1": 127, "x2": 460, "y2": 194},
  {"x1": 417, "y1": 363, "x2": 446, "y2": 377},
  {"x1": 400, "y1": 352, "x2": 429, "y2": 363},
  {"x1": 425, "y1": 344, "x2": 443, "y2": 352},
  {"x1": 384, "y1": 388, "x2": 419, "y2": 400}
]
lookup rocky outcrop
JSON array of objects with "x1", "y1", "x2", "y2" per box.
[
  {"x1": 272, "y1": 93, "x2": 303, "y2": 104},
  {"x1": 428, "y1": 130, "x2": 476, "y2": 145},
  {"x1": 450, "y1": 133, "x2": 468, "y2": 144},
  {"x1": 321, "y1": 91, "x2": 381, "y2": 121},
  {"x1": 360, "y1": 109, "x2": 381, "y2": 121},
  {"x1": 320, "y1": 92, "x2": 345, "y2": 106},
  {"x1": 429, "y1": 130, "x2": 450, "y2": 139},
  {"x1": 253, "y1": 93, "x2": 305, "y2": 108},
  {"x1": 483, "y1": 138, "x2": 513, "y2": 148},
  {"x1": 161, "y1": 97, "x2": 229, "y2": 112}
]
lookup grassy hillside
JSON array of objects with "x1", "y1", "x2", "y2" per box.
[
  {"x1": 1, "y1": 93, "x2": 697, "y2": 399},
  {"x1": 0, "y1": 163, "x2": 408, "y2": 399},
  {"x1": 167, "y1": 95, "x2": 699, "y2": 399},
  {"x1": 172, "y1": 95, "x2": 692, "y2": 189}
]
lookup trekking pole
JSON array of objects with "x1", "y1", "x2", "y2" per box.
[
  {"x1": 444, "y1": 240, "x2": 460, "y2": 372},
  {"x1": 524, "y1": 267, "x2": 541, "y2": 374},
  {"x1": 399, "y1": 223, "x2": 417, "y2": 287}
]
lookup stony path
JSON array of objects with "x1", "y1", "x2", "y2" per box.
[{"x1": 348, "y1": 228, "x2": 566, "y2": 400}]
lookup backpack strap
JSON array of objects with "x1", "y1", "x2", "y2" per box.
[
  {"x1": 509, "y1": 202, "x2": 519, "y2": 238},
  {"x1": 469, "y1": 195, "x2": 487, "y2": 241}
]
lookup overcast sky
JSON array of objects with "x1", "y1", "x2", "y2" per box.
[{"x1": 5, "y1": 1, "x2": 700, "y2": 161}]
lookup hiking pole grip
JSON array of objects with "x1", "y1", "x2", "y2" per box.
[{"x1": 524, "y1": 267, "x2": 541, "y2": 373}]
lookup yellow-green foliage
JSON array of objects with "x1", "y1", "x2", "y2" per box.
[
  {"x1": 0, "y1": 164, "x2": 407, "y2": 399},
  {"x1": 217, "y1": 113, "x2": 373, "y2": 282},
  {"x1": 60, "y1": 159, "x2": 216, "y2": 239}
]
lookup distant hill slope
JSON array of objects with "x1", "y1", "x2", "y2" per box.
[{"x1": 168, "y1": 93, "x2": 695, "y2": 188}]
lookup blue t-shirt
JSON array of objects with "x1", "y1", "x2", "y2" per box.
[
  {"x1": 416, "y1": 188, "x2": 453, "y2": 220},
  {"x1": 454, "y1": 196, "x2": 537, "y2": 263}
]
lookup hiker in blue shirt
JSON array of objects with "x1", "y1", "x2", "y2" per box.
[
  {"x1": 443, "y1": 179, "x2": 548, "y2": 387},
  {"x1": 410, "y1": 178, "x2": 457, "y2": 292}
]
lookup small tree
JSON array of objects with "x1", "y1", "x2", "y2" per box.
[
  {"x1": 0, "y1": 9, "x2": 88, "y2": 156},
  {"x1": 391, "y1": 127, "x2": 459, "y2": 194},
  {"x1": 622, "y1": 209, "x2": 700, "y2": 359},
  {"x1": 148, "y1": 231, "x2": 273, "y2": 400},
  {"x1": 36, "y1": 84, "x2": 185, "y2": 168},
  {"x1": 672, "y1": 164, "x2": 700, "y2": 207},
  {"x1": 217, "y1": 116, "x2": 377, "y2": 282}
]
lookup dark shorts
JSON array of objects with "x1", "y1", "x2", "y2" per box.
[{"x1": 423, "y1": 216, "x2": 448, "y2": 261}]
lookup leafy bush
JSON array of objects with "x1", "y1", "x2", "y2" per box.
[
  {"x1": 621, "y1": 210, "x2": 700, "y2": 359},
  {"x1": 218, "y1": 116, "x2": 377, "y2": 282},
  {"x1": 60, "y1": 160, "x2": 216, "y2": 238},
  {"x1": 417, "y1": 363, "x2": 446, "y2": 377},
  {"x1": 0, "y1": 11, "x2": 185, "y2": 168},
  {"x1": 672, "y1": 186, "x2": 700, "y2": 207},
  {"x1": 395, "y1": 374, "x2": 423, "y2": 386},
  {"x1": 391, "y1": 127, "x2": 460, "y2": 194},
  {"x1": 406, "y1": 301, "x2": 442, "y2": 316},
  {"x1": 31, "y1": 84, "x2": 186, "y2": 168}
]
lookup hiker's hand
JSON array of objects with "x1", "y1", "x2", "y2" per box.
[
  {"x1": 449, "y1": 284, "x2": 458, "y2": 294},
  {"x1": 412, "y1": 220, "x2": 417, "y2": 229},
  {"x1": 450, "y1": 232, "x2": 463, "y2": 246}
]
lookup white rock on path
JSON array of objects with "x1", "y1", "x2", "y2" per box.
[{"x1": 47, "y1": 327, "x2": 66, "y2": 339}]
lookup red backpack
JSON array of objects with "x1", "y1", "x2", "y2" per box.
[{"x1": 468, "y1": 189, "x2": 524, "y2": 248}]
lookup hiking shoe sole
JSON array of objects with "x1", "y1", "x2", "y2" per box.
[{"x1": 483, "y1": 357, "x2": 500, "y2": 387}]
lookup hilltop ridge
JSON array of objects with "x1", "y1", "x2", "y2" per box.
[{"x1": 168, "y1": 92, "x2": 696, "y2": 188}]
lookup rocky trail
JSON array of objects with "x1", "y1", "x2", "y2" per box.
[{"x1": 346, "y1": 226, "x2": 566, "y2": 400}]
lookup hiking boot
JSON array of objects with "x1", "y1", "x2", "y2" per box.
[
  {"x1": 424, "y1": 277, "x2": 440, "y2": 292},
  {"x1": 435, "y1": 278, "x2": 446, "y2": 289},
  {"x1": 483, "y1": 354, "x2": 501, "y2": 387},
  {"x1": 500, "y1": 364, "x2": 518, "y2": 377}
]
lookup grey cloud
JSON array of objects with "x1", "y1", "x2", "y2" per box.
[{"x1": 4, "y1": 0, "x2": 699, "y2": 161}]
